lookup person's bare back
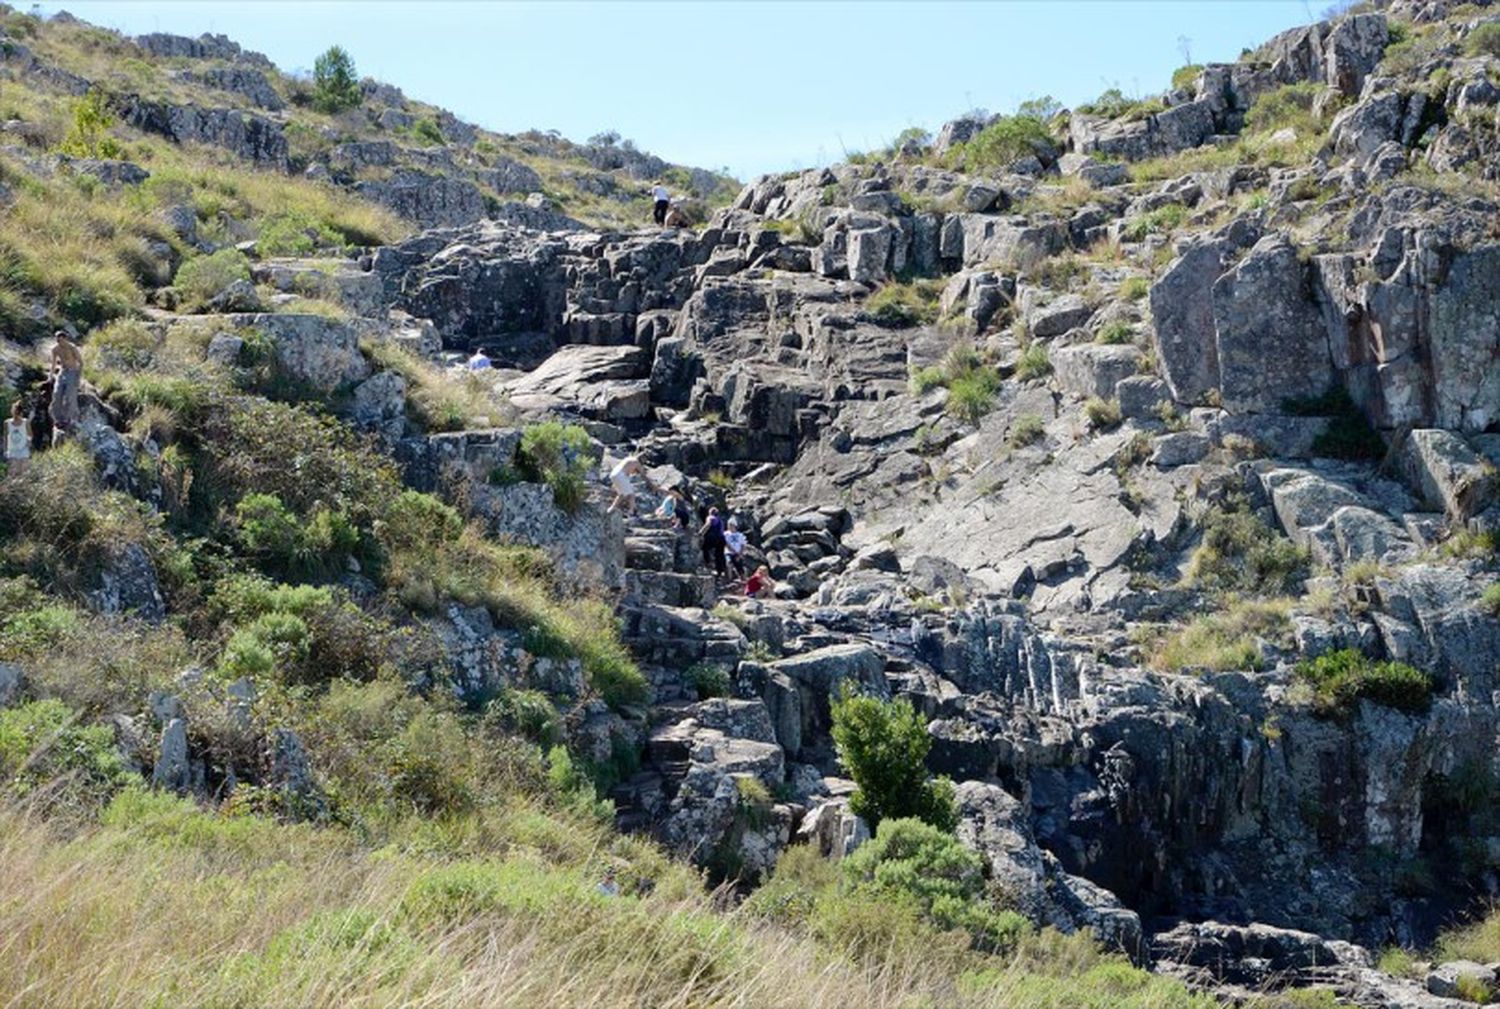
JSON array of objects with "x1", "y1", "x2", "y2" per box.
[{"x1": 51, "y1": 335, "x2": 82, "y2": 372}]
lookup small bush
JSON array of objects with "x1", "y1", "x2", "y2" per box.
[
  {"x1": 174, "y1": 249, "x2": 251, "y2": 310},
  {"x1": 842, "y1": 816, "x2": 1027, "y2": 953},
  {"x1": 1188, "y1": 507, "x2": 1308, "y2": 596},
  {"x1": 517, "y1": 421, "x2": 595, "y2": 513},
  {"x1": 1294, "y1": 648, "x2": 1433, "y2": 718},
  {"x1": 485, "y1": 688, "x2": 562, "y2": 748},
  {"x1": 830, "y1": 688, "x2": 957, "y2": 832},
  {"x1": 1171, "y1": 64, "x2": 1204, "y2": 91},
  {"x1": 1122, "y1": 204, "x2": 1188, "y2": 242},
  {"x1": 947, "y1": 369, "x2": 999, "y2": 426},
  {"x1": 1481, "y1": 584, "x2": 1500, "y2": 616},
  {"x1": 909, "y1": 365, "x2": 946, "y2": 394},
  {"x1": 866, "y1": 279, "x2": 943, "y2": 328},
  {"x1": 1083, "y1": 397, "x2": 1122, "y2": 431},
  {"x1": 1014, "y1": 344, "x2": 1051, "y2": 381},
  {"x1": 1148, "y1": 597, "x2": 1291, "y2": 673},
  {"x1": 1009, "y1": 414, "x2": 1045, "y2": 448},
  {"x1": 1465, "y1": 22, "x2": 1500, "y2": 58},
  {"x1": 0, "y1": 698, "x2": 128, "y2": 809},
  {"x1": 234, "y1": 493, "x2": 359, "y2": 579},
  {"x1": 685, "y1": 662, "x2": 730, "y2": 700},
  {"x1": 1096, "y1": 321, "x2": 1134, "y2": 345},
  {"x1": 1118, "y1": 276, "x2": 1150, "y2": 301},
  {"x1": 948, "y1": 115, "x2": 1052, "y2": 172},
  {"x1": 411, "y1": 117, "x2": 444, "y2": 146},
  {"x1": 57, "y1": 88, "x2": 121, "y2": 159},
  {"x1": 1245, "y1": 82, "x2": 1328, "y2": 135},
  {"x1": 312, "y1": 45, "x2": 362, "y2": 114}
]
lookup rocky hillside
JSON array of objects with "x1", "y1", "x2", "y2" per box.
[{"x1": 4, "y1": 1, "x2": 1500, "y2": 1007}]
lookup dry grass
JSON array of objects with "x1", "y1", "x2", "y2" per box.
[
  {"x1": 362, "y1": 338, "x2": 513, "y2": 431},
  {"x1": 0, "y1": 790, "x2": 1213, "y2": 1009}
]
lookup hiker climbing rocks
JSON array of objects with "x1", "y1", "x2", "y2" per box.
[
  {"x1": 48, "y1": 331, "x2": 82, "y2": 446},
  {"x1": 700, "y1": 506, "x2": 728, "y2": 578},
  {"x1": 745, "y1": 565, "x2": 774, "y2": 599},
  {"x1": 725, "y1": 517, "x2": 748, "y2": 579},
  {"x1": 650, "y1": 181, "x2": 671, "y2": 226},
  {"x1": 607, "y1": 455, "x2": 646, "y2": 515},
  {"x1": 5, "y1": 399, "x2": 31, "y2": 477}
]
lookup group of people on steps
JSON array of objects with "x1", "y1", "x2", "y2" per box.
[
  {"x1": 5, "y1": 331, "x2": 84, "y2": 478},
  {"x1": 607, "y1": 455, "x2": 773, "y2": 598}
]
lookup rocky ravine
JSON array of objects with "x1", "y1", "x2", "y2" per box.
[{"x1": 25, "y1": 1, "x2": 1500, "y2": 1006}]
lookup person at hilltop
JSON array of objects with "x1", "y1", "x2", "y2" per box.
[
  {"x1": 5, "y1": 399, "x2": 32, "y2": 477},
  {"x1": 650, "y1": 181, "x2": 671, "y2": 226},
  {"x1": 700, "y1": 506, "x2": 728, "y2": 579},
  {"x1": 48, "y1": 332, "x2": 82, "y2": 446},
  {"x1": 467, "y1": 347, "x2": 493, "y2": 371},
  {"x1": 725, "y1": 516, "x2": 748, "y2": 579},
  {"x1": 607, "y1": 455, "x2": 648, "y2": 515}
]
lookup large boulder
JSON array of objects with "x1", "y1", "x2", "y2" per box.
[
  {"x1": 1150, "y1": 238, "x2": 1226, "y2": 404},
  {"x1": 1401, "y1": 428, "x2": 1497, "y2": 522},
  {"x1": 1212, "y1": 235, "x2": 1333, "y2": 413},
  {"x1": 356, "y1": 169, "x2": 487, "y2": 227},
  {"x1": 119, "y1": 98, "x2": 288, "y2": 169},
  {"x1": 502, "y1": 344, "x2": 652, "y2": 422}
]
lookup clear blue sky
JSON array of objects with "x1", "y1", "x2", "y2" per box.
[{"x1": 40, "y1": 1, "x2": 1317, "y2": 179}]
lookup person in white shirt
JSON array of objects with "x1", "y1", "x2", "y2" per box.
[
  {"x1": 651, "y1": 182, "x2": 671, "y2": 226},
  {"x1": 607, "y1": 456, "x2": 646, "y2": 514},
  {"x1": 467, "y1": 348, "x2": 492, "y2": 371},
  {"x1": 5, "y1": 399, "x2": 31, "y2": 477},
  {"x1": 724, "y1": 517, "x2": 748, "y2": 579}
]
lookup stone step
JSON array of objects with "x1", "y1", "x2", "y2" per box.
[{"x1": 625, "y1": 569, "x2": 717, "y2": 609}]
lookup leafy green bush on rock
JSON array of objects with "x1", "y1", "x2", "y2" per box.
[
  {"x1": 1294, "y1": 648, "x2": 1433, "y2": 718},
  {"x1": 517, "y1": 421, "x2": 595, "y2": 513},
  {"x1": 830, "y1": 688, "x2": 956, "y2": 832}
]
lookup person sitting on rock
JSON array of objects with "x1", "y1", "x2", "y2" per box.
[
  {"x1": 607, "y1": 455, "x2": 646, "y2": 515},
  {"x1": 596, "y1": 866, "x2": 620, "y2": 898},
  {"x1": 662, "y1": 202, "x2": 692, "y2": 229},
  {"x1": 650, "y1": 181, "x2": 671, "y2": 226},
  {"x1": 745, "y1": 564, "x2": 774, "y2": 599},
  {"x1": 5, "y1": 398, "x2": 31, "y2": 477},
  {"x1": 700, "y1": 506, "x2": 728, "y2": 579},
  {"x1": 725, "y1": 517, "x2": 748, "y2": 579},
  {"x1": 466, "y1": 347, "x2": 493, "y2": 371},
  {"x1": 48, "y1": 332, "x2": 82, "y2": 446}
]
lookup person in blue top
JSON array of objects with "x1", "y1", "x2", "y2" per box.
[
  {"x1": 700, "y1": 506, "x2": 728, "y2": 578},
  {"x1": 467, "y1": 347, "x2": 492, "y2": 371}
]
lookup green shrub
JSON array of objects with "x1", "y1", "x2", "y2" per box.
[
  {"x1": 0, "y1": 698, "x2": 128, "y2": 808},
  {"x1": 842, "y1": 816, "x2": 1027, "y2": 953},
  {"x1": 1122, "y1": 204, "x2": 1188, "y2": 241},
  {"x1": 1009, "y1": 414, "x2": 1045, "y2": 448},
  {"x1": 1083, "y1": 397, "x2": 1122, "y2": 431},
  {"x1": 949, "y1": 115, "x2": 1052, "y2": 172},
  {"x1": 379, "y1": 490, "x2": 463, "y2": 554},
  {"x1": 1147, "y1": 598, "x2": 1291, "y2": 673},
  {"x1": 946, "y1": 369, "x2": 999, "y2": 426},
  {"x1": 866, "y1": 279, "x2": 943, "y2": 328},
  {"x1": 174, "y1": 248, "x2": 251, "y2": 310},
  {"x1": 1078, "y1": 88, "x2": 1166, "y2": 120},
  {"x1": 257, "y1": 211, "x2": 343, "y2": 256},
  {"x1": 1118, "y1": 276, "x2": 1150, "y2": 301},
  {"x1": 1188, "y1": 507, "x2": 1308, "y2": 596},
  {"x1": 1171, "y1": 64, "x2": 1204, "y2": 91},
  {"x1": 830, "y1": 688, "x2": 956, "y2": 832},
  {"x1": 1482, "y1": 584, "x2": 1500, "y2": 616},
  {"x1": 312, "y1": 45, "x2": 362, "y2": 114},
  {"x1": 1014, "y1": 344, "x2": 1051, "y2": 381},
  {"x1": 517, "y1": 421, "x2": 595, "y2": 513},
  {"x1": 685, "y1": 662, "x2": 731, "y2": 700},
  {"x1": 1245, "y1": 82, "x2": 1328, "y2": 135},
  {"x1": 1294, "y1": 648, "x2": 1433, "y2": 718},
  {"x1": 1465, "y1": 22, "x2": 1500, "y2": 58},
  {"x1": 411, "y1": 117, "x2": 444, "y2": 146},
  {"x1": 57, "y1": 88, "x2": 121, "y2": 159},
  {"x1": 234, "y1": 493, "x2": 359, "y2": 579},
  {"x1": 485, "y1": 688, "x2": 562, "y2": 748},
  {"x1": 1096, "y1": 321, "x2": 1134, "y2": 345},
  {"x1": 220, "y1": 611, "x2": 311, "y2": 682}
]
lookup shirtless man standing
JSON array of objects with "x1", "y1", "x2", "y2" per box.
[{"x1": 49, "y1": 332, "x2": 83, "y2": 446}]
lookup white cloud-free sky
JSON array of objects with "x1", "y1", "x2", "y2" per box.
[{"x1": 40, "y1": 1, "x2": 1317, "y2": 179}]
